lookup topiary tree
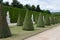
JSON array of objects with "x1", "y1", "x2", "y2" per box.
[
  {"x1": 23, "y1": 10, "x2": 34, "y2": 31},
  {"x1": 44, "y1": 14, "x2": 51, "y2": 26},
  {"x1": 57, "y1": 15, "x2": 60, "y2": 23},
  {"x1": 17, "y1": 9, "x2": 26, "y2": 26},
  {"x1": 0, "y1": 2, "x2": 11, "y2": 38},
  {"x1": 50, "y1": 15, "x2": 56, "y2": 24},
  {"x1": 17, "y1": 14, "x2": 23, "y2": 26},
  {"x1": 37, "y1": 12, "x2": 44, "y2": 27},
  {"x1": 43, "y1": 10, "x2": 51, "y2": 26},
  {"x1": 55, "y1": 15, "x2": 59, "y2": 24}
]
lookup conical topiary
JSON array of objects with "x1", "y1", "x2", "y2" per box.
[
  {"x1": 37, "y1": 12, "x2": 44, "y2": 27},
  {"x1": 17, "y1": 14, "x2": 23, "y2": 26},
  {"x1": 44, "y1": 14, "x2": 51, "y2": 26},
  {"x1": 50, "y1": 15, "x2": 55, "y2": 24},
  {"x1": 55, "y1": 15, "x2": 60, "y2": 23},
  {"x1": 0, "y1": 3, "x2": 11, "y2": 38},
  {"x1": 17, "y1": 10, "x2": 26, "y2": 26},
  {"x1": 57, "y1": 15, "x2": 60, "y2": 23},
  {"x1": 23, "y1": 10, "x2": 34, "y2": 31}
]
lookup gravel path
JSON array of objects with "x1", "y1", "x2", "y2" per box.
[
  {"x1": 25, "y1": 25, "x2": 60, "y2": 40},
  {"x1": 8, "y1": 23, "x2": 17, "y2": 26}
]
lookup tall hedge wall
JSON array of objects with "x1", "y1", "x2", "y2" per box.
[{"x1": 3, "y1": 6, "x2": 26, "y2": 23}]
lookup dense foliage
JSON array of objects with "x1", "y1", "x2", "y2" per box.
[
  {"x1": 23, "y1": 10, "x2": 34, "y2": 31},
  {"x1": 37, "y1": 12, "x2": 44, "y2": 27},
  {"x1": 0, "y1": 3, "x2": 11, "y2": 38}
]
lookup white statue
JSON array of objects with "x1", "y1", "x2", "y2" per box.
[
  {"x1": 6, "y1": 11, "x2": 11, "y2": 24},
  {"x1": 31, "y1": 14, "x2": 35, "y2": 24}
]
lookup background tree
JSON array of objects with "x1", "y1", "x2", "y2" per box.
[
  {"x1": 17, "y1": 3, "x2": 23, "y2": 8},
  {"x1": 31, "y1": 5, "x2": 36, "y2": 11},
  {"x1": 0, "y1": 1, "x2": 11, "y2": 38},
  {"x1": 36, "y1": 5, "x2": 41, "y2": 12},
  {"x1": 24, "y1": 4, "x2": 31, "y2": 10},
  {"x1": 3, "y1": 2, "x2": 9, "y2": 6},
  {"x1": 12, "y1": 0, "x2": 20, "y2": 7},
  {"x1": 0, "y1": 0, "x2": 2, "y2": 3},
  {"x1": 34, "y1": 5, "x2": 41, "y2": 24},
  {"x1": 45, "y1": 10, "x2": 51, "y2": 14},
  {"x1": 12, "y1": 0, "x2": 23, "y2": 8}
]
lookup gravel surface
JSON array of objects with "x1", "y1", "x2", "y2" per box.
[{"x1": 25, "y1": 24, "x2": 60, "y2": 40}]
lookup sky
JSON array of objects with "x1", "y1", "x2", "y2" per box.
[{"x1": 3, "y1": 0, "x2": 60, "y2": 12}]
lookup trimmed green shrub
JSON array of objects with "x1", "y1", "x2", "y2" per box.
[
  {"x1": 44, "y1": 14, "x2": 51, "y2": 26},
  {"x1": 23, "y1": 10, "x2": 34, "y2": 31},
  {"x1": 17, "y1": 9, "x2": 26, "y2": 26},
  {"x1": 0, "y1": 4, "x2": 11, "y2": 38},
  {"x1": 3, "y1": 6, "x2": 9, "y2": 17},
  {"x1": 55, "y1": 15, "x2": 60, "y2": 23},
  {"x1": 57, "y1": 15, "x2": 60, "y2": 23},
  {"x1": 37, "y1": 12, "x2": 44, "y2": 27},
  {"x1": 50, "y1": 15, "x2": 56, "y2": 24}
]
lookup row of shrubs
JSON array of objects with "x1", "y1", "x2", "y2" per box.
[
  {"x1": 23, "y1": 10, "x2": 60, "y2": 31},
  {"x1": 3, "y1": 6, "x2": 60, "y2": 31}
]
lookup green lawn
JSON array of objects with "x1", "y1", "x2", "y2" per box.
[{"x1": 0, "y1": 24, "x2": 58, "y2": 40}]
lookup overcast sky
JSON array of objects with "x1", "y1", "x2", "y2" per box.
[{"x1": 3, "y1": 0, "x2": 60, "y2": 12}]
